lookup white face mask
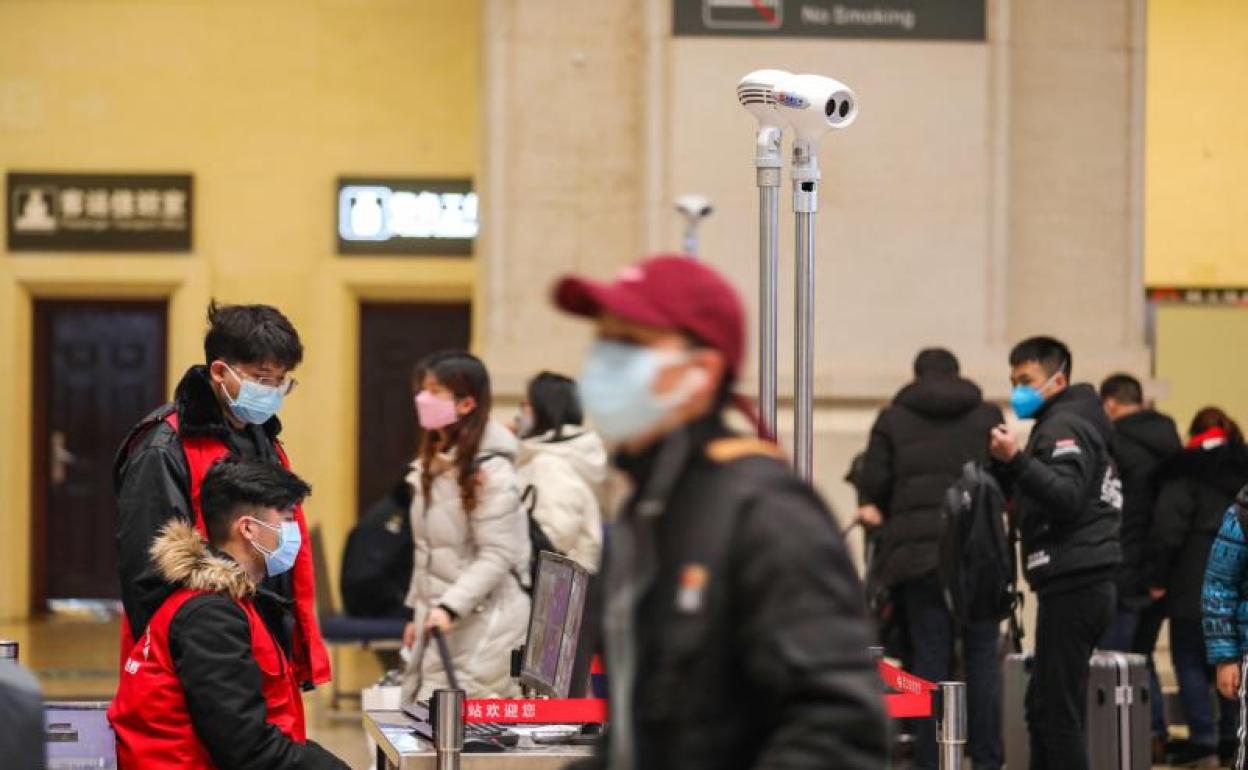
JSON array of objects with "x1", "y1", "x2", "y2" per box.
[{"x1": 577, "y1": 340, "x2": 707, "y2": 442}]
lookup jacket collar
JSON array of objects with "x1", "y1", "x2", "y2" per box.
[
  {"x1": 174, "y1": 365, "x2": 282, "y2": 441},
  {"x1": 150, "y1": 520, "x2": 257, "y2": 600}
]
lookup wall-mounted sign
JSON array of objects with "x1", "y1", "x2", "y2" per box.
[
  {"x1": 1150, "y1": 287, "x2": 1248, "y2": 306},
  {"x1": 6, "y1": 172, "x2": 192, "y2": 252},
  {"x1": 337, "y1": 177, "x2": 477, "y2": 256},
  {"x1": 673, "y1": 0, "x2": 986, "y2": 42}
]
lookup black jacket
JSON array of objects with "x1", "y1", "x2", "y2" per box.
[
  {"x1": 585, "y1": 416, "x2": 887, "y2": 770},
  {"x1": 148, "y1": 522, "x2": 347, "y2": 769},
  {"x1": 859, "y1": 376, "x2": 1004, "y2": 587},
  {"x1": 1109, "y1": 410, "x2": 1182, "y2": 608},
  {"x1": 1150, "y1": 441, "x2": 1248, "y2": 620},
  {"x1": 113, "y1": 366, "x2": 295, "y2": 647},
  {"x1": 998, "y1": 384, "x2": 1122, "y2": 594}
]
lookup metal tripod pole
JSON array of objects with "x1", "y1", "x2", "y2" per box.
[
  {"x1": 791, "y1": 140, "x2": 819, "y2": 480},
  {"x1": 755, "y1": 125, "x2": 783, "y2": 437}
]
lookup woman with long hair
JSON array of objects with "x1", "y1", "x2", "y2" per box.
[
  {"x1": 1152, "y1": 406, "x2": 1248, "y2": 766},
  {"x1": 514, "y1": 371, "x2": 607, "y2": 572},
  {"x1": 401, "y1": 351, "x2": 531, "y2": 702}
]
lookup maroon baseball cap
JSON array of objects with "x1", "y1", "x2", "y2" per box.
[{"x1": 553, "y1": 254, "x2": 746, "y2": 377}]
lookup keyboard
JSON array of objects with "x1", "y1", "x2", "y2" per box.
[{"x1": 402, "y1": 702, "x2": 520, "y2": 750}]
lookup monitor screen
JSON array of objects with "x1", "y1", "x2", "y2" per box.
[{"x1": 521, "y1": 552, "x2": 590, "y2": 697}]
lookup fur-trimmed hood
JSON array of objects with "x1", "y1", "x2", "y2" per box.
[{"x1": 150, "y1": 519, "x2": 256, "y2": 600}]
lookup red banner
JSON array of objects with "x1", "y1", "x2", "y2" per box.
[{"x1": 463, "y1": 698, "x2": 607, "y2": 724}]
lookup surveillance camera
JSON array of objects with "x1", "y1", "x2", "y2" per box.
[
  {"x1": 773, "y1": 73, "x2": 858, "y2": 142},
  {"x1": 737, "y1": 69, "x2": 791, "y2": 129},
  {"x1": 675, "y1": 195, "x2": 713, "y2": 220}
]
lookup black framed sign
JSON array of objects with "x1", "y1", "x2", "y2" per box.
[
  {"x1": 7, "y1": 172, "x2": 193, "y2": 252},
  {"x1": 673, "y1": 0, "x2": 986, "y2": 42},
  {"x1": 337, "y1": 177, "x2": 477, "y2": 256}
]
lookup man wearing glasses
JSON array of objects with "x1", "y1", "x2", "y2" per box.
[{"x1": 113, "y1": 301, "x2": 330, "y2": 690}]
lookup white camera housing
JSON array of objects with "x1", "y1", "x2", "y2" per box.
[
  {"x1": 736, "y1": 69, "x2": 791, "y2": 130},
  {"x1": 773, "y1": 73, "x2": 858, "y2": 143},
  {"x1": 675, "y1": 194, "x2": 713, "y2": 221}
]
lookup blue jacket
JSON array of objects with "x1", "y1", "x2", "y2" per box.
[{"x1": 1202, "y1": 495, "x2": 1248, "y2": 664}]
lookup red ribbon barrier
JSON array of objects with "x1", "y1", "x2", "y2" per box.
[
  {"x1": 464, "y1": 658, "x2": 933, "y2": 724},
  {"x1": 463, "y1": 698, "x2": 607, "y2": 724},
  {"x1": 878, "y1": 658, "x2": 937, "y2": 719}
]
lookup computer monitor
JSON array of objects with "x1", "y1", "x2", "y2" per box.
[
  {"x1": 45, "y1": 702, "x2": 117, "y2": 770},
  {"x1": 520, "y1": 551, "x2": 591, "y2": 698}
]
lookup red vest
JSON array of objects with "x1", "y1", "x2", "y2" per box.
[
  {"x1": 108, "y1": 588, "x2": 306, "y2": 769},
  {"x1": 118, "y1": 412, "x2": 331, "y2": 686}
]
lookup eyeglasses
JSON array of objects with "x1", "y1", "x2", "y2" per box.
[{"x1": 225, "y1": 363, "x2": 298, "y2": 396}]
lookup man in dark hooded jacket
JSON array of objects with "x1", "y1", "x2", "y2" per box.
[
  {"x1": 1099, "y1": 373, "x2": 1181, "y2": 758},
  {"x1": 858, "y1": 347, "x2": 1004, "y2": 770},
  {"x1": 990, "y1": 337, "x2": 1122, "y2": 770},
  {"x1": 1098, "y1": 373, "x2": 1182, "y2": 648}
]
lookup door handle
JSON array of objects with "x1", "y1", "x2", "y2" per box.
[{"x1": 50, "y1": 430, "x2": 76, "y2": 485}]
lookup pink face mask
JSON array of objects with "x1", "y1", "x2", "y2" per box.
[{"x1": 415, "y1": 390, "x2": 459, "y2": 430}]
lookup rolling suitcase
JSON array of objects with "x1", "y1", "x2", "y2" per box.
[
  {"x1": 1004, "y1": 653, "x2": 1031, "y2": 769},
  {"x1": 1086, "y1": 651, "x2": 1150, "y2": 770},
  {"x1": 1003, "y1": 651, "x2": 1150, "y2": 770}
]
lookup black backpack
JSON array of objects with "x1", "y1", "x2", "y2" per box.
[
  {"x1": 340, "y1": 481, "x2": 414, "y2": 618},
  {"x1": 938, "y1": 461, "x2": 1022, "y2": 647},
  {"x1": 518, "y1": 483, "x2": 563, "y2": 591}
]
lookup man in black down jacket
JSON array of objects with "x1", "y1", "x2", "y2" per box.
[
  {"x1": 990, "y1": 337, "x2": 1122, "y2": 770},
  {"x1": 554, "y1": 255, "x2": 887, "y2": 770},
  {"x1": 858, "y1": 348, "x2": 1003, "y2": 770}
]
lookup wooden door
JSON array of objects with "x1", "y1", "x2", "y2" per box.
[
  {"x1": 356, "y1": 303, "x2": 471, "y2": 517},
  {"x1": 32, "y1": 300, "x2": 167, "y2": 605}
]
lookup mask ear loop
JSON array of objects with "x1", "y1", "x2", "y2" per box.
[{"x1": 244, "y1": 517, "x2": 281, "y2": 557}]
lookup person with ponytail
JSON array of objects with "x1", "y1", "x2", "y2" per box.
[
  {"x1": 400, "y1": 351, "x2": 531, "y2": 702},
  {"x1": 1152, "y1": 407, "x2": 1248, "y2": 766},
  {"x1": 552, "y1": 255, "x2": 887, "y2": 770}
]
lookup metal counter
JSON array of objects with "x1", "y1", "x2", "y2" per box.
[{"x1": 365, "y1": 710, "x2": 594, "y2": 770}]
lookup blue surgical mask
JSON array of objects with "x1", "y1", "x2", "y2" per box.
[
  {"x1": 1010, "y1": 368, "x2": 1063, "y2": 419},
  {"x1": 578, "y1": 340, "x2": 706, "y2": 442},
  {"x1": 247, "y1": 518, "x2": 302, "y2": 577},
  {"x1": 222, "y1": 365, "x2": 284, "y2": 425},
  {"x1": 1010, "y1": 385, "x2": 1045, "y2": 420}
]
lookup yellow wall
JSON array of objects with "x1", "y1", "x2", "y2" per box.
[
  {"x1": 1146, "y1": 0, "x2": 1248, "y2": 287},
  {"x1": 0, "y1": 0, "x2": 480, "y2": 620},
  {"x1": 1155, "y1": 305, "x2": 1248, "y2": 435}
]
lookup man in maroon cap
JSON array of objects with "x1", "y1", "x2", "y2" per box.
[{"x1": 554, "y1": 255, "x2": 887, "y2": 770}]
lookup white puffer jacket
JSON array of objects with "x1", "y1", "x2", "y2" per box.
[
  {"x1": 515, "y1": 426, "x2": 608, "y2": 572},
  {"x1": 402, "y1": 420, "x2": 532, "y2": 702}
]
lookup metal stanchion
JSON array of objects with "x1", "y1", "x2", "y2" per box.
[
  {"x1": 432, "y1": 688, "x2": 465, "y2": 770},
  {"x1": 773, "y1": 73, "x2": 857, "y2": 479},
  {"x1": 791, "y1": 139, "x2": 818, "y2": 480},
  {"x1": 737, "y1": 70, "x2": 790, "y2": 438},
  {"x1": 936, "y1": 681, "x2": 967, "y2": 770}
]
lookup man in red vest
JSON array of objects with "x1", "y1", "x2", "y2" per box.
[
  {"x1": 113, "y1": 301, "x2": 330, "y2": 687},
  {"x1": 110, "y1": 458, "x2": 348, "y2": 769}
]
